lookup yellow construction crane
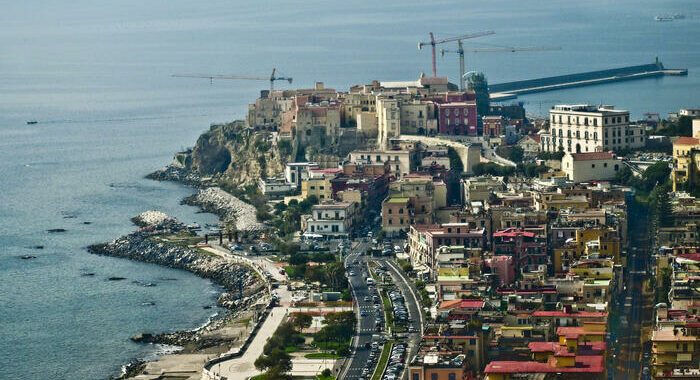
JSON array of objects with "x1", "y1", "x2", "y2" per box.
[{"x1": 172, "y1": 68, "x2": 292, "y2": 93}]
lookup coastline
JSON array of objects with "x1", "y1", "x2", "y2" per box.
[{"x1": 90, "y1": 169, "x2": 269, "y2": 379}]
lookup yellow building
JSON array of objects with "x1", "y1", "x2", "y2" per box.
[
  {"x1": 671, "y1": 136, "x2": 700, "y2": 192},
  {"x1": 651, "y1": 327, "x2": 698, "y2": 379},
  {"x1": 300, "y1": 169, "x2": 338, "y2": 201},
  {"x1": 535, "y1": 192, "x2": 590, "y2": 211},
  {"x1": 553, "y1": 228, "x2": 620, "y2": 273}
]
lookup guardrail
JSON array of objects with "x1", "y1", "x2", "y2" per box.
[{"x1": 201, "y1": 306, "x2": 271, "y2": 380}]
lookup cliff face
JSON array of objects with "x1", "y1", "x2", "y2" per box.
[{"x1": 178, "y1": 121, "x2": 288, "y2": 188}]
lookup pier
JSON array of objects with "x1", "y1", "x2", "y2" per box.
[{"x1": 489, "y1": 60, "x2": 687, "y2": 101}]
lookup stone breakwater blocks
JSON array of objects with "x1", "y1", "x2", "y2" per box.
[{"x1": 195, "y1": 187, "x2": 266, "y2": 232}]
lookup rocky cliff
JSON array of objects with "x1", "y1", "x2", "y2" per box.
[{"x1": 167, "y1": 121, "x2": 289, "y2": 188}]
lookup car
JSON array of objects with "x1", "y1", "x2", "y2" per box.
[
  {"x1": 349, "y1": 271, "x2": 356, "y2": 276},
  {"x1": 360, "y1": 311, "x2": 367, "y2": 316},
  {"x1": 364, "y1": 296, "x2": 370, "y2": 302}
]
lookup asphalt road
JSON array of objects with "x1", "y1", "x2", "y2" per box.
[
  {"x1": 611, "y1": 201, "x2": 650, "y2": 380},
  {"x1": 377, "y1": 258, "x2": 424, "y2": 372},
  {"x1": 341, "y1": 244, "x2": 385, "y2": 380}
]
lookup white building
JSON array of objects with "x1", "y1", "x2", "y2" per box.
[
  {"x1": 540, "y1": 104, "x2": 645, "y2": 154},
  {"x1": 258, "y1": 177, "x2": 292, "y2": 197},
  {"x1": 303, "y1": 202, "x2": 357, "y2": 238},
  {"x1": 284, "y1": 162, "x2": 318, "y2": 189},
  {"x1": 561, "y1": 152, "x2": 622, "y2": 183}
]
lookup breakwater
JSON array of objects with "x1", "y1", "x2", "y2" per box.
[{"x1": 489, "y1": 60, "x2": 687, "y2": 101}]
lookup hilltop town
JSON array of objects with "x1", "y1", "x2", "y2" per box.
[{"x1": 145, "y1": 75, "x2": 700, "y2": 380}]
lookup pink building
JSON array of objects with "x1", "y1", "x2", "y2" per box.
[
  {"x1": 436, "y1": 101, "x2": 478, "y2": 135},
  {"x1": 483, "y1": 115, "x2": 503, "y2": 137},
  {"x1": 488, "y1": 255, "x2": 515, "y2": 286}
]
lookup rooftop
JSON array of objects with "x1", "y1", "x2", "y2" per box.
[
  {"x1": 485, "y1": 355, "x2": 604, "y2": 374},
  {"x1": 675, "y1": 136, "x2": 700, "y2": 146},
  {"x1": 569, "y1": 152, "x2": 616, "y2": 161}
]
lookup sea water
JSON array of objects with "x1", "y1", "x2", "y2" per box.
[{"x1": 0, "y1": 0, "x2": 698, "y2": 378}]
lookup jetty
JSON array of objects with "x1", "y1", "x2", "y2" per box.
[{"x1": 489, "y1": 60, "x2": 687, "y2": 101}]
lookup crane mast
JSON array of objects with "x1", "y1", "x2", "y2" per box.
[{"x1": 419, "y1": 31, "x2": 495, "y2": 78}]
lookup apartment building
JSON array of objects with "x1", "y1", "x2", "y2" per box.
[{"x1": 540, "y1": 104, "x2": 645, "y2": 153}]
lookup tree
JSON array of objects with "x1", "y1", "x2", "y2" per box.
[
  {"x1": 641, "y1": 162, "x2": 671, "y2": 192},
  {"x1": 508, "y1": 146, "x2": 524, "y2": 163},
  {"x1": 467, "y1": 72, "x2": 490, "y2": 116},
  {"x1": 288, "y1": 253, "x2": 308, "y2": 265},
  {"x1": 650, "y1": 182, "x2": 673, "y2": 230},
  {"x1": 293, "y1": 313, "x2": 313, "y2": 331},
  {"x1": 656, "y1": 116, "x2": 693, "y2": 137},
  {"x1": 254, "y1": 348, "x2": 292, "y2": 379}
]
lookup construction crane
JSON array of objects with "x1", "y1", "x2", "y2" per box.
[
  {"x1": 440, "y1": 44, "x2": 561, "y2": 91},
  {"x1": 418, "y1": 31, "x2": 495, "y2": 78},
  {"x1": 172, "y1": 68, "x2": 293, "y2": 93}
]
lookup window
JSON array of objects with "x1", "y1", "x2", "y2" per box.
[
  {"x1": 399, "y1": 208, "x2": 404, "y2": 214},
  {"x1": 592, "y1": 164, "x2": 595, "y2": 168},
  {"x1": 448, "y1": 374, "x2": 456, "y2": 380},
  {"x1": 388, "y1": 208, "x2": 392, "y2": 214},
  {"x1": 413, "y1": 375, "x2": 419, "y2": 380},
  {"x1": 604, "y1": 163, "x2": 607, "y2": 167}
]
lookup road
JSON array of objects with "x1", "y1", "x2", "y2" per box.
[
  {"x1": 377, "y1": 258, "x2": 424, "y2": 371},
  {"x1": 611, "y1": 199, "x2": 650, "y2": 380},
  {"x1": 341, "y1": 243, "x2": 386, "y2": 380},
  {"x1": 200, "y1": 244, "x2": 292, "y2": 380}
]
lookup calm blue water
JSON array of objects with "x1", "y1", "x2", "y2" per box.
[{"x1": 0, "y1": 1, "x2": 697, "y2": 379}]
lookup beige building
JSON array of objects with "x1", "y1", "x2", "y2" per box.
[
  {"x1": 671, "y1": 137, "x2": 700, "y2": 192},
  {"x1": 517, "y1": 135, "x2": 541, "y2": 157},
  {"x1": 300, "y1": 169, "x2": 340, "y2": 201},
  {"x1": 541, "y1": 104, "x2": 645, "y2": 153},
  {"x1": 356, "y1": 111, "x2": 378, "y2": 138},
  {"x1": 562, "y1": 152, "x2": 622, "y2": 183},
  {"x1": 348, "y1": 148, "x2": 414, "y2": 178}
]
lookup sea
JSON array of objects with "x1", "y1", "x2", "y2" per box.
[{"x1": 0, "y1": 0, "x2": 697, "y2": 378}]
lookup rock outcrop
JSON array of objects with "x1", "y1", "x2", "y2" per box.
[
  {"x1": 182, "y1": 187, "x2": 266, "y2": 233},
  {"x1": 88, "y1": 214, "x2": 264, "y2": 308},
  {"x1": 151, "y1": 121, "x2": 287, "y2": 188}
]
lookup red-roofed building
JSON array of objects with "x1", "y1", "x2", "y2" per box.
[
  {"x1": 484, "y1": 355, "x2": 605, "y2": 379},
  {"x1": 493, "y1": 228, "x2": 548, "y2": 272},
  {"x1": 562, "y1": 151, "x2": 622, "y2": 183}
]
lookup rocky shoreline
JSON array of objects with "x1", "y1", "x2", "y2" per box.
[
  {"x1": 88, "y1": 212, "x2": 267, "y2": 379},
  {"x1": 146, "y1": 165, "x2": 209, "y2": 188},
  {"x1": 182, "y1": 187, "x2": 266, "y2": 233}
]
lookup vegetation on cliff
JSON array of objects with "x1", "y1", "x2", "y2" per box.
[{"x1": 178, "y1": 121, "x2": 289, "y2": 188}]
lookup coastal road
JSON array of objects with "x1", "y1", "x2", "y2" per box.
[
  {"x1": 377, "y1": 258, "x2": 424, "y2": 367},
  {"x1": 341, "y1": 243, "x2": 386, "y2": 380},
  {"x1": 201, "y1": 244, "x2": 292, "y2": 380}
]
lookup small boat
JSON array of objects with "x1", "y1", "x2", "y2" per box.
[
  {"x1": 672, "y1": 14, "x2": 685, "y2": 20},
  {"x1": 654, "y1": 16, "x2": 674, "y2": 22},
  {"x1": 26, "y1": 121, "x2": 38, "y2": 125}
]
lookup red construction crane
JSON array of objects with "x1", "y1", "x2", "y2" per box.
[
  {"x1": 172, "y1": 68, "x2": 292, "y2": 93},
  {"x1": 418, "y1": 31, "x2": 495, "y2": 78}
]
